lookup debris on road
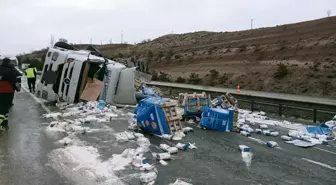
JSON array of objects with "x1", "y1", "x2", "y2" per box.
[
  {"x1": 266, "y1": 141, "x2": 278, "y2": 148},
  {"x1": 240, "y1": 131, "x2": 251, "y2": 137},
  {"x1": 188, "y1": 143, "x2": 197, "y2": 149},
  {"x1": 140, "y1": 171, "x2": 158, "y2": 185},
  {"x1": 281, "y1": 135, "x2": 293, "y2": 141},
  {"x1": 135, "y1": 96, "x2": 184, "y2": 136},
  {"x1": 170, "y1": 179, "x2": 193, "y2": 185},
  {"x1": 239, "y1": 145, "x2": 250, "y2": 152},
  {"x1": 270, "y1": 131, "x2": 279, "y2": 137},
  {"x1": 155, "y1": 153, "x2": 172, "y2": 160},
  {"x1": 260, "y1": 124, "x2": 268, "y2": 129},
  {"x1": 176, "y1": 143, "x2": 190, "y2": 150},
  {"x1": 200, "y1": 106, "x2": 234, "y2": 132},
  {"x1": 285, "y1": 140, "x2": 315, "y2": 148},
  {"x1": 179, "y1": 92, "x2": 211, "y2": 118},
  {"x1": 239, "y1": 145, "x2": 253, "y2": 167},
  {"x1": 159, "y1": 144, "x2": 178, "y2": 154}
]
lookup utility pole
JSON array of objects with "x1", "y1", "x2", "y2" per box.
[
  {"x1": 327, "y1": 10, "x2": 331, "y2": 17},
  {"x1": 121, "y1": 31, "x2": 124, "y2": 44},
  {"x1": 90, "y1": 38, "x2": 92, "y2": 44},
  {"x1": 251, "y1": 19, "x2": 254, "y2": 29}
]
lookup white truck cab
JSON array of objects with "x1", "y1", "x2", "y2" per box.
[{"x1": 36, "y1": 42, "x2": 149, "y2": 105}]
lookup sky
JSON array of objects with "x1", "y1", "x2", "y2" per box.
[{"x1": 0, "y1": 0, "x2": 335, "y2": 55}]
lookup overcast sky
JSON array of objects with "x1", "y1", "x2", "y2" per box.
[{"x1": 0, "y1": 0, "x2": 335, "y2": 55}]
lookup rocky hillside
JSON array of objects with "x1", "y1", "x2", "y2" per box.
[
  {"x1": 23, "y1": 16, "x2": 336, "y2": 98},
  {"x1": 114, "y1": 16, "x2": 336, "y2": 98}
]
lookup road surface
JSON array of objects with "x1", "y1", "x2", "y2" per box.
[{"x1": 0, "y1": 85, "x2": 336, "y2": 185}]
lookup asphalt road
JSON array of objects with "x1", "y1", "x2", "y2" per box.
[{"x1": 0, "y1": 87, "x2": 336, "y2": 185}]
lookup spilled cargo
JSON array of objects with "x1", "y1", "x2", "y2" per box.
[{"x1": 135, "y1": 96, "x2": 183, "y2": 136}]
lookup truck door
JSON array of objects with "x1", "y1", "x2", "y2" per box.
[{"x1": 67, "y1": 61, "x2": 84, "y2": 103}]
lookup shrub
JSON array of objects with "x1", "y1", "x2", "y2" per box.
[
  {"x1": 175, "y1": 77, "x2": 186, "y2": 83},
  {"x1": 188, "y1": 73, "x2": 202, "y2": 85},
  {"x1": 118, "y1": 52, "x2": 124, "y2": 58},
  {"x1": 273, "y1": 63, "x2": 290, "y2": 79},
  {"x1": 151, "y1": 70, "x2": 158, "y2": 80},
  {"x1": 157, "y1": 71, "x2": 171, "y2": 82}
]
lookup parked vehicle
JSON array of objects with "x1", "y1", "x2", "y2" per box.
[{"x1": 35, "y1": 42, "x2": 150, "y2": 105}]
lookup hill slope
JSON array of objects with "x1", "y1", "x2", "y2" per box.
[
  {"x1": 22, "y1": 16, "x2": 336, "y2": 98},
  {"x1": 116, "y1": 16, "x2": 336, "y2": 98}
]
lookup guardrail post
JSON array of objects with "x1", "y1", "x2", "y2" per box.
[
  {"x1": 313, "y1": 109, "x2": 317, "y2": 123},
  {"x1": 251, "y1": 100, "x2": 255, "y2": 112},
  {"x1": 279, "y1": 104, "x2": 283, "y2": 117}
]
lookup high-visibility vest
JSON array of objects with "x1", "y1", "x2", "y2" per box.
[{"x1": 25, "y1": 68, "x2": 36, "y2": 78}]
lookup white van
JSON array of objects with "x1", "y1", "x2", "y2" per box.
[{"x1": 35, "y1": 42, "x2": 147, "y2": 105}]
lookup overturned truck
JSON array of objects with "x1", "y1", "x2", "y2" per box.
[{"x1": 36, "y1": 42, "x2": 151, "y2": 105}]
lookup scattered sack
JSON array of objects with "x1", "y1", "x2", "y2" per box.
[
  {"x1": 255, "y1": 129, "x2": 262, "y2": 134},
  {"x1": 140, "y1": 163, "x2": 155, "y2": 171},
  {"x1": 266, "y1": 141, "x2": 278, "y2": 148},
  {"x1": 183, "y1": 127, "x2": 194, "y2": 133},
  {"x1": 156, "y1": 153, "x2": 171, "y2": 160},
  {"x1": 262, "y1": 130, "x2": 271, "y2": 136},
  {"x1": 159, "y1": 144, "x2": 178, "y2": 154},
  {"x1": 176, "y1": 143, "x2": 190, "y2": 150},
  {"x1": 281, "y1": 135, "x2": 292, "y2": 141},
  {"x1": 159, "y1": 160, "x2": 168, "y2": 166},
  {"x1": 121, "y1": 148, "x2": 136, "y2": 158},
  {"x1": 115, "y1": 132, "x2": 129, "y2": 142},
  {"x1": 124, "y1": 131, "x2": 135, "y2": 140},
  {"x1": 239, "y1": 145, "x2": 250, "y2": 152},
  {"x1": 134, "y1": 133, "x2": 144, "y2": 138},
  {"x1": 288, "y1": 130, "x2": 301, "y2": 138},
  {"x1": 260, "y1": 124, "x2": 268, "y2": 129},
  {"x1": 140, "y1": 171, "x2": 157, "y2": 184},
  {"x1": 240, "y1": 131, "x2": 251, "y2": 137},
  {"x1": 270, "y1": 131, "x2": 279, "y2": 137}
]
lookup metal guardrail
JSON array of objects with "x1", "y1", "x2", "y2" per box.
[
  {"x1": 148, "y1": 81, "x2": 336, "y2": 123},
  {"x1": 135, "y1": 70, "x2": 152, "y2": 83}
]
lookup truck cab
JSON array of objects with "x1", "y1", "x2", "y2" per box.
[{"x1": 36, "y1": 42, "x2": 149, "y2": 105}]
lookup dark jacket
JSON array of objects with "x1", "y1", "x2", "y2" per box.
[{"x1": 0, "y1": 64, "x2": 21, "y2": 93}]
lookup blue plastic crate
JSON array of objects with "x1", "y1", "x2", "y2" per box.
[
  {"x1": 135, "y1": 97, "x2": 171, "y2": 135},
  {"x1": 200, "y1": 107, "x2": 234, "y2": 132}
]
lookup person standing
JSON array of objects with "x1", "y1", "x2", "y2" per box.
[
  {"x1": 25, "y1": 64, "x2": 37, "y2": 93},
  {"x1": 0, "y1": 58, "x2": 21, "y2": 130}
]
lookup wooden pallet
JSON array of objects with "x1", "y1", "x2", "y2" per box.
[{"x1": 162, "y1": 102, "x2": 183, "y2": 133}]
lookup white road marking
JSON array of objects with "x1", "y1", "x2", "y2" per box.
[
  {"x1": 315, "y1": 147, "x2": 336, "y2": 155},
  {"x1": 302, "y1": 158, "x2": 336, "y2": 171}
]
